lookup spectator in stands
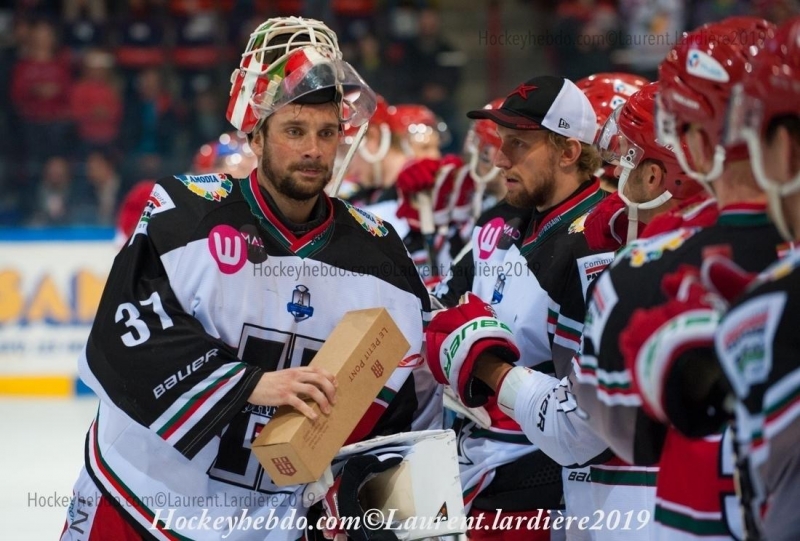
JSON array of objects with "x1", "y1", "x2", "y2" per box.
[
  {"x1": 10, "y1": 18, "x2": 73, "y2": 172},
  {"x1": 62, "y1": 0, "x2": 108, "y2": 60},
  {"x1": 122, "y1": 67, "x2": 177, "y2": 162},
  {"x1": 70, "y1": 49, "x2": 123, "y2": 156},
  {"x1": 391, "y1": 8, "x2": 465, "y2": 153},
  {"x1": 73, "y1": 150, "x2": 122, "y2": 226},
  {"x1": 30, "y1": 156, "x2": 74, "y2": 226}
]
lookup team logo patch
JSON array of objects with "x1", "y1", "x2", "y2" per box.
[
  {"x1": 343, "y1": 202, "x2": 389, "y2": 237},
  {"x1": 287, "y1": 285, "x2": 314, "y2": 321},
  {"x1": 627, "y1": 229, "x2": 696, "y2": 268},
  {"x1": 175, "y1": 173, "x2": 233, "y2": 201},
  {"x1": 717, "y1": 293, "x2": 785, "y2": 396},
  {"x1": 239, "y1": 224, "x2": 268, "y2": 264},
  {"x1": 129, "y1": 184, "x2": 175, "y2": 244},
  {"x1": 568, "y1": 213, "x2": 588, "y2": 234},
  {"x1": 208, "y1": 224, "x2": 247, "y2": 274}
]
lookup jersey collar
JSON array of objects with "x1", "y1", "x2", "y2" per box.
[
  {"x1": 716, "y1": 202, "x2": 771, "y2": 227},
  {"x1": 241, "y1": 170, "x2": 335, "y2": 257},
  {"x1": 521, "y1": 178, "x2": 605, "y2": 253}
]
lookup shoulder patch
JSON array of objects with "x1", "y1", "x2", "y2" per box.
[
  {"x1": 175, "y1": 173, "x2": 233, "y2": 202},
  {"x1": 568, "y1": 213, "x2": 588, "y2": 234},
  {"x1": 717, "y1": 292, "x2": 785, "y2": 398},
  {"x1": 129, "y1": 184, "x2": 175, "y2": 244},
  {"x1": 625, "y1": 228, "x2": 698, "y2": 268},
  {"x1": 343, "y1": 201, "x2": 389, "y2": 237}
]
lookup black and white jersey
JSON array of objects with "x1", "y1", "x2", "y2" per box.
[
  {"x1": 77, "y1": 171, "x2": 439, "y2": 541},
  {"x1": 432, "y1": 181, "x2": 612, "y2": 513},
  {"x1": 574, "y1": 204, "x2": 785, "y2": 540},
  {"x1": 717, "y1": 250, "x2": 800, "y2": 541}
]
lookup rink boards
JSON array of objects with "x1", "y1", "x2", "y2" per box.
[{"x1": 0, "y1": 228, "x2": 116, "y2": 397}]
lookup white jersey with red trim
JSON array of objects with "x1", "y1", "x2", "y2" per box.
[{"x1": 61, "y1": 172, "x2": 440, "y2": 541}]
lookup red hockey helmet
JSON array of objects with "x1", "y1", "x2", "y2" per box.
[
  {"x1": 656, "y1": 16, "x2": 776, "y2": 183},
  {"x1": 192, "y1": 131, "x2": 257, "y2": 178},
  {"x1": 725, "y1": 16, "x2": 800, "y2": 240},
  {"x1": 576, "y1": 72, "x2": 650, "y2": 129},
  {"x1": 597, "y1": 83, "x2": 700, "y2": 201},
  {"x1": 464, "y1": 98, "x2": 503, "y2": 185},
  {"x1": 386, "y1": 104, "x2": 448, "y2": 157}
]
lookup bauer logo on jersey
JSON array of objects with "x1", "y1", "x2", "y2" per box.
[
  {"x1": 717, "y1": 293, "x2": 785, "y2": 396},
  {"x1": 627, "y1": 228, "x2": 697, "y2": 268},
  {"x1": 129, "y1": 184, "x2": 176, "y2": 244},
  {"x1": 175, "y1": 173, "x2": 233, "y2": 202},
  {"x1": 287, "y1": 285, "x2": 314, "y2": 322},
  {"x1": 343, "y1": 202, "x2": 389, "y2": 237},
  {"x1": 577, "y1": 252, "x2": 614, "y2": 299}
]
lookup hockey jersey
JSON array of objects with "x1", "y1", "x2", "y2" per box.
[
  {"x1": 574, "y1": 204, "x2": 784, "y2": 540},
  {"x1": 716, "y1": 250, "x2": 800, "y2": 541},
  {"x1": 434, "y1": 181, "x2": 613, "y2": 539},
  {"x1": 73, "y1": 171, "x2": 440, "y2": 541}
]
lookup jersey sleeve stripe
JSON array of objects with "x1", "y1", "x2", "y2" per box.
[{"x1": 151, "y1": 363, "x2": 247, "y2": 442}]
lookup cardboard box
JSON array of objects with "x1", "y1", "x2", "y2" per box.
[
  {"x1": 339, "y1": 430, "x2": 466, "y2": 540},
  {"x1": 253, "y1": 308, "x2": 411, "y2": 486}
]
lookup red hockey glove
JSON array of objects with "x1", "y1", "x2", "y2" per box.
[
  {"x1": 701, "y1": 254, "x2": 756, "y2": 304},
  {"x1": 395, "y1": 155, "x2": 464, "y2": 195},
  {"x1": 425, "y1": 292, "x2": 520, "y2": 407},
  {"x1": 583, "y1": 192, "x2": 643, "y2": 251},
  {"x1": 321, "y1": 453, "x2": 402, "y2": 541},
  {"x1": 620, "y1": 265, "x2": 729, "y2": 436}
]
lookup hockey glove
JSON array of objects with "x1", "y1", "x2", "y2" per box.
[
  {"x1": 321, "y1": 453, "x2": 403, "y2": 541},
  {"x1": 395, "y1": 155, "x2": 464, "y2": 195},
  {"x1": 583, "y1": 192, "x2": 643, "y2": 251},
  {"x1": 426, "y1": 292, "x2": 520, "y2": 407},
  {"x1": 619, "y1": 265, "x2": 730, "y2": 437}
]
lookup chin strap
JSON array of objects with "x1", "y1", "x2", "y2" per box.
[{"x1": 617, "y1": 165, "x2": 674, "y2": 243}]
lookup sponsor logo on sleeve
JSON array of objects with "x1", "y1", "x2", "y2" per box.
[
  {"x1": 175, "y1": 173, "x2": 233, "y2": 201},
  {"x1": 577, "y1": 252, "x2": 614, "y2": 298},
  {"x1": 343, "y1": 201, "x2": 389, "y2": 237},
  {"x1": 129, "y1": 184, "x2": 175, "y2": 244}
]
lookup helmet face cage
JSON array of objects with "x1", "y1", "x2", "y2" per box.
[
  {"x1": 596, "y1": 106, "x2": 646, "y2": 171},
  {"x1": 465, "y1": 99, "x2": 503, "y2": 184},
  {"x1": 388, "y1": 105, "x2": 449, "y2": 157},
  {"x1": 227, "y1": 17, "x2": 376, "y2": 134}
]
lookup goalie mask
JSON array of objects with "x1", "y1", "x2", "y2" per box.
[
  {"x1": 226, "y1": 16, "x2": 377, "y2": 135},
  {"x1": 725, "y1": 16, "x2": 800, "y2": 241}
]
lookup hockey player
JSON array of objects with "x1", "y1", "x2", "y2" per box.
[
  {"x1": 333, "y1": 95, "x2": 392, "y2": 205},
  {"x1": 393, "y1": 99, "x2": 506, "y2": 287},
  {"x1": 576, "y1": 72, "x2": 649, "y2": 192},
  {"x1": 191, "y1": 131, "x2": 258, "y2": 180},
  {"x1": 584, "y1": 82, "x2": 704, "y2": 251},
  {"x1": 60, "y1": 17, "x2": 439, "y2": 541},
  {"x1": 623, "y1": 17, "x2": 800, "y2": 541},
  {"x1": 426, "y1": 75, "x2": 612, "y2": 540},
  {"x1": 569, "y1": 17, "x2": 780, "y2": 541}
]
